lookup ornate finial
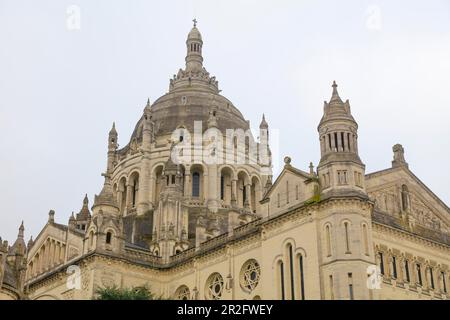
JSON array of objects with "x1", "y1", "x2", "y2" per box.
[
  {"x1": 329, "y1": 80, "x2": 343, "y2": 104},
  {"x1": 309, "y1": 162, "x2": 314, "y2": 175},
  {"x1": 48, "y1": 210, "x2": 55, "y2": 223},
  {"x1": 146, "y1": 97, "x2": 150, "y2": 107},
  {"x1": 284, "y1": 156, "x2": 291, "y2": 166},
  {"x1": 83, "y1": 193, "x2": 88, "y2": 204},
  {"x1": 193, "y1": 18, "x2": 197, "y2": 27}
]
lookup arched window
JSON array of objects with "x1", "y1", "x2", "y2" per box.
[
  {"x1": 220, "y1": 175, "x2": 225, "y2": 200},
  {"x1": 287, "y1": 244, "x2": 295, "y2": 300},
  {"x1": 278, "y1": 261, "x2": 285, "y2": 300},
  {"x1": 344, "y1": 222, "x2": 351, "y2": 253},
  {"x1": 379, "y1": 252, "x2": 385, "y2": 275},
  {"x1": 175, "y1": 285, "x2": 190, "y2": 300},
  {"x1": 405, "y1": 259, "x2": 410, "y2": 282},
  {"x1": 441, "y1": 271, "x2": 447, "y2": 293},
  {"x1": 362, "y1": 224, "x2": 369, "y2": 255},
  {"x1": 298, "y1": 254, "x2": 305, "y2": 300},
  {"x1": 106, "y1": 232, "x2": 112, "y2": 245},
  {"x1": 325, "y1": 225, "x2": 332, "y2": 257},
  {"x1": 89, "y1": 231, "x2": 94, "y2": 249},
  {"x1": 401, "y1": 184, "x2": 409, "y2": 211},
  {"x1": 429, "y1": 267, "x2": 435, "y2": 290},
  {"x1": 286, "y1": 181, "x2": 289, "y2": 204},
  {"x1": 391, "y1": 255, "x2": 397, "y2": 279},
  {"x1": 416, "y1": 264, "x2": 423, "y2": 286},
  {"x1": 192, "y1": 172, "x2": 200, "y2": 197}
]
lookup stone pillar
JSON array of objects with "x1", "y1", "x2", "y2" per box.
[
  {"x1": 231, "y1": 179, "x2": 237, "y2": 206},
  {"x1": 203, "y1": 173, "x2": 209, "y2": 202},
  {"x1": 207, "y1": 165, "x2": 219, "y2": 212},
  {"x1": 245, "y1": 183, "x2": 251, "y2": 210},
  {"x1": 138, "y1": 157, "x2": 151, "y2": 215},
  {"x1": 126, "y1": 183, "x2": 133, "y2": 213},
  {"x1": 337, "y1": 132, "x2": 342, "y2": 152},
  {"x1": 184, "y1": 172, "x2": 191, "y2": 197}
]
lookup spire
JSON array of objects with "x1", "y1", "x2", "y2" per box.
[
  {"x1": 109, "y1": 122, "x2": 117, "y2": 136},
  {"x1": 18, "y1": 221, "x2": 24, "y2": 238},
  {"x1": 76, "y1": 194, "x2": 91, "y2": 220},
  {"x1": 259, "y1": 114, "x2": 268, "y2": 129},
  {"x1": 329, "y1": 80, "x2": 343, "y2": 104},
  {"x1": 93, "y1": 174, "x2": 119, "y2": 211}
]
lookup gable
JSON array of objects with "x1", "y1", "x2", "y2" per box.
[
  {"x1": 262, "y1": 166, "x2": 316, "y2": 216},
  {"x1": 366, "y1": 166, "x2": 450, "y2": 234}
]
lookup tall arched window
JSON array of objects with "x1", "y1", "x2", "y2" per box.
[
  {"x1": 298, "y1": 254, "x2": 305, "y2": 300},
  {"x1": 379, "y1": 252, "x2": 385, "y2": 275},
  {"x1": 344, "y1": 222, "x2": 351, "y2": 253},
  {"x1": 362, "y1": 224, "x2": 369, "y2": 255},
  {"x1": 325, "y1": 225, "x2": 332, "y2": 257},
  {"x1": 220, "y1": 175, "x2": 225, "y2": 200},
  {"x1": 287, "y1": 244, "x2": 295, "y2": 300},
  {"x1": 106, "y1": 232, "x2": 112, "y2": 245},
  {"x1": 192, "y1": 172, "x2": 200, "y2": 197},
  {"x1": 89, "y1": 231, "x2": 94, "y2": 249},
  {"x1": 401, "y1": 184, "x2": 409, "y2": 211},
  {"x1": 278, "y1": 261, "x2": 285, "y2": 300},
  {"x1": 405, "y1": 259, "x2": 410, "y2": 282}
]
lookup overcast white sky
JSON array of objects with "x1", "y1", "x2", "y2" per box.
[{"x1": 0, "y1": 0, "x2": 449, "y2": 242}]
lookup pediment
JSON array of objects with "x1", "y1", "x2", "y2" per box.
[{"x1": 366, "y1": 166, "x2": 450, "y2": 234}]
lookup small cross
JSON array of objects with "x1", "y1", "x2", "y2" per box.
[{"x1": 193, "y1": 18, "x2": 197, "y2": 27}]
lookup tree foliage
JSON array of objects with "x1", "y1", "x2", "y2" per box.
[{"x1": 94, "y1": 285, "x2": 160, "y2": 300}]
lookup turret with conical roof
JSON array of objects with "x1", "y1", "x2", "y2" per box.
[{"x1": 317, "y1": 81, "x2": 366, "y2": 198}]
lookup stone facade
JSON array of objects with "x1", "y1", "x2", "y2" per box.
[{"x1": 1, "y1": 24, "x2": 449, "y2": 300}]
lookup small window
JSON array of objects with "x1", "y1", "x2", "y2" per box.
[
  {"x1": 392, "y1": 256, "x2": 397, "y2": 279},
  {"x1": 416, "y1": 264, "x2": 423, "y2": 286},
  {"x1": 405, "y1": 260, "x2": 410, "y2": 282},
  {"x1": 348, "y1": 273, "x2": 354, "y2": 300},
  {"x1": 379, "y1": 252, "x2": 385, "y2": 275},
  {"x1": 192, "y1": 172, "x2": 200, "y2": 197},
  {"x1": 106, "y1": 232, "x2": 112, "y2": 244}
]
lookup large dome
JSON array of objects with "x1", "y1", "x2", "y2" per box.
[{"x1": 118, "y1": 24, "x2": 250, "y2": 154}]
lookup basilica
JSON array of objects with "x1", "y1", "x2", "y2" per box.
[{"x1": 1, "y1": 23, "x2": 449, "y2": 300}]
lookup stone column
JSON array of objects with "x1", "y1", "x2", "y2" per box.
[
  {"x1": 245, "y1": 183, "x2": 251, "y2": 210},
  {"x1": 207, "y1": 165, "x2": 219, "y2": 212},
  {"x1": 231, "y1": 179, "x2": 237, "y2": 206},
  {"x1": 126, "y1": 183, "x2": 133, "y2": 214},
  {"x1": 184, "y1": 172, "x2": 191, "y2": 197},
  {"x1": 138, "y1": 156, "x2": 151, "y2": 215}
]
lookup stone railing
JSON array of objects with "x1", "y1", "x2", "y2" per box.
[
  {"x1": 124, "y1": 246, "x2": 162, "y2": 265},
  {"x1": 372, "y1": 210, "x2": 450, "y2": 246},
  {"x1": 183, "y1": 197, "x2": 204, "y2": 207}
]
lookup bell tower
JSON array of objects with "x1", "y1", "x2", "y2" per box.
[
  {"x1": 317, "y1": 81, "x2": 366, "y2": 198},
  {"x1": 316, "y1": 81, "x2": 375, "y2": 300}
]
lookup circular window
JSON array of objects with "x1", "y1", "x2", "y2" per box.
[
  {"x1": 175, "y1": 285, "x2": 190, "y2": 300},
  {"x1": 205, "y1": 273, "x2": 224, "y2": 300},
  {"x1": 240, "y1": 259, "x2": 261, "y2": 292}
]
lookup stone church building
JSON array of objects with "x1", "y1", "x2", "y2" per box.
[{"x1": 1, "y1": 24, "x2": 449, "y2": 300}]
